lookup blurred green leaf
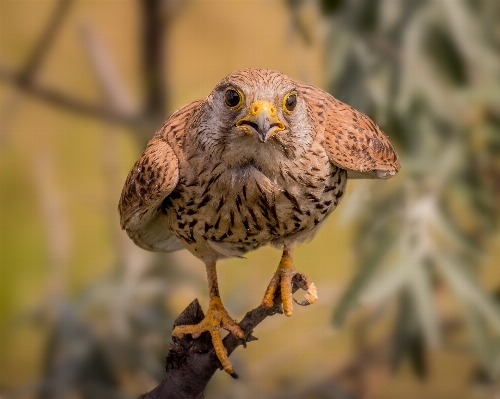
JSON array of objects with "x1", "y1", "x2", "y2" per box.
[
  {"x1": 332, "y1": 236, "x2": 394, "y2": 327},
  {"x1": 287, "y1": 0, "x2": 500, "y2": 380}
]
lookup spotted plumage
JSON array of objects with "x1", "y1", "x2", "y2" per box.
[{"x1": 118, "y1": 69, "x2": 400, "y2": 376}]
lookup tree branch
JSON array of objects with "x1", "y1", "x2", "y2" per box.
[
  {"x1": 79, "y1": 23, "x2": 138, "y2": 116},
  {"x1": 0, "y1": 65, "x2": 143, "y2": 128},
  {"x1": 139, "y1": 273, "x2": 311, "y2": 399},
  {"x1": 141, "y1": 0, "x2": 168, "y2": 123},
  {"x1": 20, "y1": 0, "x2": 75, "y2": 83},
  {"x1": 1, "y1": 0, "x2": 74, "y2": 146}
]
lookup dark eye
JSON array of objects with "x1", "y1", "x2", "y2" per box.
[
  {"x1": 284, "y1": 93, "x2": 297, "y2": 113},
  {"x1": 225, "y1": 89, "x2": 242, "y2": 109}
]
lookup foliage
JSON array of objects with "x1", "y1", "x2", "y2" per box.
[{"x1": 293, "y1": 0, "x2": 500, "y2": 379}]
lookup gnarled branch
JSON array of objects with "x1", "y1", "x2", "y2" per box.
[{"x1": 139, "y1": 273, "x2": 310, "y2": 399}]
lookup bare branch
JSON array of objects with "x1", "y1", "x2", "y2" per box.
[
  {"x1": 141, "y1": 0, "x2": 169, "y2": 122},
  {"x1": 1, "y1": 0, "x2": 74, "y2": 146},
  {"x1": 0, "y1": 65, "x2": 143, "y2": 128},
  {"x1": 139, "y1": 274, "x2": 311, "y2": 399},
  {"x1": 79, "y1": 23, "x2": 138, "y2": 115},
  {"x1": 33, "y1": 152, "x2": 71, "y2": 315},
  {"x1": 20, "y1": 0, "x2": 75, "y2": 83}
]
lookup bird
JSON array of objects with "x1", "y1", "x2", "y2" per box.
[{"x1": 118, "y1": 68, "x2": 400, "y2": 377}]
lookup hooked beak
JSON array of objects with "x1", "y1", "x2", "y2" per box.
[{"x1": 236, "y1": 100, "x2": 285, "y2": 142}]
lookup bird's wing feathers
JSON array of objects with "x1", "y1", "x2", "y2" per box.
[
  {"x1": 118, "y1": 100, "x2": 202, "y2": 252},
  {"x1": 298, "y1": 82, "x2": 400, "y2": 179}
]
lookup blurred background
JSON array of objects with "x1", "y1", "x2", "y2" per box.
[{"x1": 1, "y1": 0, "x2": 499, "y2": 398}]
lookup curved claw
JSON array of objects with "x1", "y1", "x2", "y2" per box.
[
  {"x1": 262, "y1": 258, "x2": 319, "y2": 316},
  {"x1": 293, "y1": 297, "x2": 312, "y2": 306},
  {"x1": 293, "y1": 280, "x2": 318, "y2": 307}
]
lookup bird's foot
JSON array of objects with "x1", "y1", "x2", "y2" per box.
[
  {"x1": 261, "y1": 254, "x2": 318, "y2": 316},
  {"x1": 172, "y1": 296, "x2": 244, "y2": 377}
]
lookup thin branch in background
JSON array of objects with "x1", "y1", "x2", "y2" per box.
[
  {"x1": 0, "y1": 0, "x2": 75, "y2": 146},
  {"x1": 161, "y1": 0, "x2": 192, "y2": 25},
  {"x1": 0, "y1": 0, "x2": 193, "y2": 142},
  {"x1": 19, "y1": 0, "x2": 75, "y2": 83},
  {"x1": 137, "y1": 0, "x2": 192, "y2": 141},
  {"x1": 141, "y1": 0, "x2": 169, "y2": 125},
  {"x1": 0, "y1": 65, "x2": 143, "y2": 128},
  {"x1": 79, "y1": 23, "x2": 138, "y2": 115},
  {"x1": 32, "y1": 151, "x2": 71, "y2": 319}
]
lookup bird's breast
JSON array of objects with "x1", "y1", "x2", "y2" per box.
[{"x1": 164, "y1": 154, "x2": 347, "y2": 258}]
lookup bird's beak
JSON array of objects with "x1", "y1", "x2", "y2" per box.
[{"x1": 236, "y1": 100, "x2": 285, "y2": 142}]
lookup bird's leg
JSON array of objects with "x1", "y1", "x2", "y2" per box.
[
  {"x1": 172, "y1": 261, "x2": 244, "y2": 377},
  {"x1": 261, "y1": 244, "x2": 318, "y2": 316}
]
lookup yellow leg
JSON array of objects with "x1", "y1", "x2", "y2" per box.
[
  {"x1": 262, "y1": 244, "x2": 318, "y2": 316},
  {"x1": 172, "y1": 261, "x2": 244, "y2": 377}
]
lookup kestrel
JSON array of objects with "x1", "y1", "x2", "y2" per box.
[{"x1": 119, "y1": 69, "x2": 400, "y2": 376}]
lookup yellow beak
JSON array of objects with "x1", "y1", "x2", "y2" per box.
[{"x1": 236, "y1": 100, "x2": 285, "y2": 142}]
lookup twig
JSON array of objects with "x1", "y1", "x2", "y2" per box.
[
  {"x1": 79, "y1": 23, "x2": 137, "y2": 115},
  {"x1": 20, "y1": 0, "x2": 75, "y2": 83},
  {"x1": 141, "y1": 0, "x2": 168, "y2": 123},
  {"x1": 1, "y1": 0, "x2": 190, "y2": 137},
  {"x1": 139, "y1": 274, "x2": 311, "y2": 399},
  {"x1": 1, "y1": 0, "x2": 74, "y2": 146},
  {"x1": 33, "y1": 152, "x2": 71, "y2": 316},
  {"x1": 0, "y1": 65, "x2": 143, "y2": 128}
]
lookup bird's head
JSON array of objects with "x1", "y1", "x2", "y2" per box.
[{"x1": 193, "y1": 69, "x2": 315, "y2": 169}]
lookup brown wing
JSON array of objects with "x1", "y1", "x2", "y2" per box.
[
  {"x1": 298, "y1": 82, "x2": 400, "y2": 179},
  {"x1": 118, "y1": 100, "x2": 202, "y2": 251}
]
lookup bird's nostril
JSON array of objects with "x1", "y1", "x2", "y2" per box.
[{"x1": 252, "y1": 105, "x2": 259, "y2": 114}]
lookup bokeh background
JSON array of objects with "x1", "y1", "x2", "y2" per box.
[{"x1": 1, "y1": 0, "x2": 499, "y2": 398}]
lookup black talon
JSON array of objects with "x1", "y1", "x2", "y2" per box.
[
  {"x1": 230, "y1": 371, "x2": 239, "y2": 379},
  {"x1": 293, "y1": 297, "x2": 311, "y2": 306}
]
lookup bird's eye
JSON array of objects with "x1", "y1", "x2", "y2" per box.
[
  {"x1": 283, "y1": 92, "x2": 297, "y2": 113},
  {"x1": 224, "y1": 88, "x2": 243, "y2": 109}
]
